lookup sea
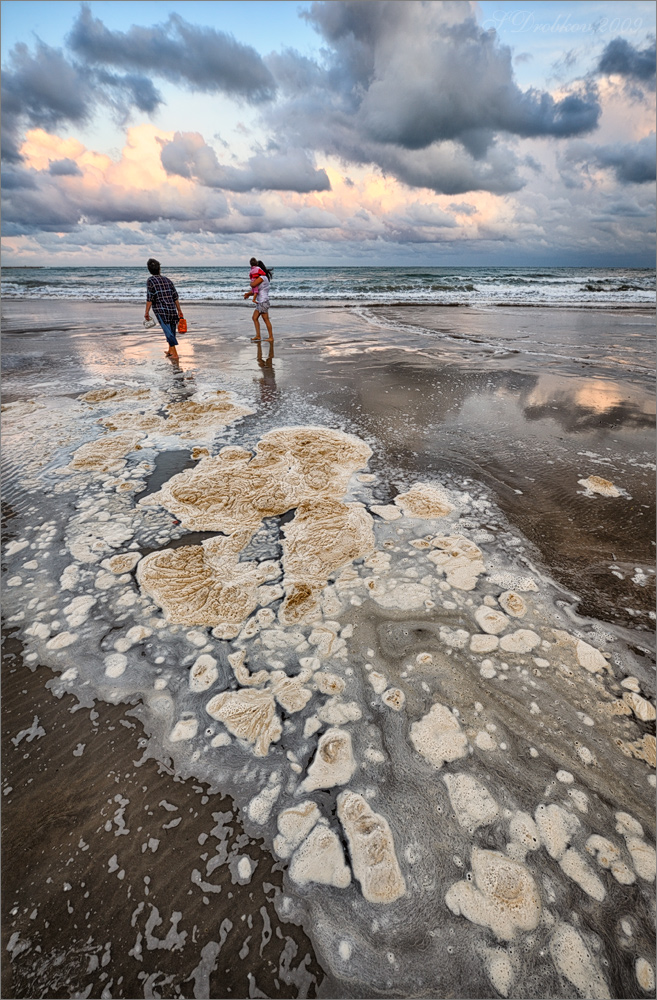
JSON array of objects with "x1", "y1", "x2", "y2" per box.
[{"x1": 3, "y1": 264, "x2": 656, "y2": 308}]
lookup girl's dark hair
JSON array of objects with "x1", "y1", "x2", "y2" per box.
[
  {"x1": 147, "y1": 258, "x2": 161, "y2": 275},
  {"x1": 257, "y1": 259, "x2": 273, "y2": 282}
]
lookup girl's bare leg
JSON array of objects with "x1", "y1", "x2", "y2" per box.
[{"x1": 262, "y1": 312, "x2": 273, "y2": 340}]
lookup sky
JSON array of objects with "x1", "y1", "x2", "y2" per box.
[{"x1": 1, "y1": 0, "x2": 655, "y2": 266}]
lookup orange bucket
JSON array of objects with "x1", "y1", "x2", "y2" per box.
[{"x1": 177, "y1": 318, "x2": 187, "y2": 333}]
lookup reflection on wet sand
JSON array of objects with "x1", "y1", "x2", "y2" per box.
[{"x1": 255, "y1": 338, "x2": 278, "y2": 407}]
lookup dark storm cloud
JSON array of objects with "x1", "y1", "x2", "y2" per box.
[
  {"x1": 68, "y1": 5, "x2": 276, "y2": 101},
  {"x1": 160, "y1": 132, "x2": 331, "y2": 193},
  {"x1": 563, "y1": 135, "x2": 656, "y2": 186},
  {"x1": 598, "y1": 37, "x2": 656, "y2": 80},
  {"x1": 264, "y1": 0, "x2": 601, "y2": 195}
]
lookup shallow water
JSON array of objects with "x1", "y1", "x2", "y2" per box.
[{"x1": 2, "y1": 301, "x2": 655, "y2": 999}]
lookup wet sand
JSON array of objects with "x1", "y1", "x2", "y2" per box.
[{"x1": 2, "y1": 300, "x2": 655, "y2": 999}]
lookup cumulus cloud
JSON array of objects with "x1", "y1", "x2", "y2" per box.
[
  {"x1": 68, "y1": 5, "x2": 276, "y2": 101},
  {"x1": 263, "y1": 0, "x2": 601, "y2": 196},
  {"x1": 159, "y1": 132, "x2": 331, "y2": 193},
  {"x1": 598, "y1": 37, "x2": 656, "y2": 81}
]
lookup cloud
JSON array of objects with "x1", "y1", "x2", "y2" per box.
[
  {"x1": 159, "y1": 132, "x2": 331, "y2": 193},
  {"x1": 68, "y1": 5, "x2": 276, "y2": 101},
  {"x1": 563, "y1": 134, "x2": 656, "y2": 185},
  {"x1": 263, "y1": 0, "x2": 601, "y2": 196},
  {"x1": 598, "y1": 37, "x2": 656, "y2": 81},
  {"x1": 49, "y1": 158, "x2": 83, "y2": 177},
  {"x1": 1, "y1": 37, "x2": 166, "y2": 162}
]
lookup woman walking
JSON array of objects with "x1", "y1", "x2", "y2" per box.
[{"x1": 244, "y1": 257, "x2": 274, "y2": 341}]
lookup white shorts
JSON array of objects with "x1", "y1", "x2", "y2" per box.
[{"x1": 256, "y1": 300, "x2": 270, "y2": 314}]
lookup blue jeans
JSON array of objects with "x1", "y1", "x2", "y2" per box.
[{"x1": 155, "y1": 315, "x2": 178, "y2": 346}]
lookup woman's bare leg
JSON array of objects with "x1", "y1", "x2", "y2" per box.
[
  {"x1": 251, "y1": 309, "x2": 262, "y2": 340},
  {"x1": 262, "y1": 312, "x2": 273, "y2": 340}
]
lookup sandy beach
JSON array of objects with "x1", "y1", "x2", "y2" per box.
[{"x1": 2, "y1": 300, "x2": 655, "y2": 999}]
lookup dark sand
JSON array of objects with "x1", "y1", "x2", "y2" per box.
[{"x1": 2, "y1": 300, "x2": 655, "y2": 998}]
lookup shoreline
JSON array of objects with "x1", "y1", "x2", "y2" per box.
[{"x1": 3, "y1": 295, "x2": 656, "y2": 311}]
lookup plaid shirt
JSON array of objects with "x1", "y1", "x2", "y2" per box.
[{"x1": 147, "y1": 275, "x2": 179, "y2": 322}]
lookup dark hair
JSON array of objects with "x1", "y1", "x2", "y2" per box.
[
  {"x1": 147, "y1": 258, "x2": 161, "y2": 275},
  {"x1": 249, "y1": 257, "x2": 258, "y2": 266},
  {"x1": 256, "y1": 259, "x2": 273, "y2": 282}
]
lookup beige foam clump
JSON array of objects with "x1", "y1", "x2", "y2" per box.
[
  {"x1": 445, "y1": 849, "x2": 541, "y2": 941},
  {"x1": 370, "y1": 504, "x2": 402, "y2": 521},
  {"x1": 100, "y1": 412, "x2": 163, "y2": 434},
  {"x1": 273, "y1": 801, "x2": 321, "y2": 858},
  {"x1": 189, "y1": 654, "x2": 219, "y2": 692},
  {"x1": 616, "y1": 734, "x2": 656, "y2": 768},
  {"x1": 46, "y1": 632, "x2": 78, "y2": 649},
  {"x1": 80, "y1": 386, "x2": 152, "y2": 404},
  {"x1": 368, "y1": 672, "x2": 388, "y2": 695},
  {"x1": 578, "y1": 475, "x2": 621, "y2": 498},
  {"x1": 314, "y1": 673, "x2": 345, "y2": 696},
  {"x1": 497, "y1": 591, "x2": 527, "y2": 617},
  {"x1": 280, "y1": 498, "x2": 374, "y2": 624},
  {"x1": 141, "y1": 426, "x2": 371, "y2": 533},
  {"x1": 559, "y1": 848, "x2": 606, "y2": 900},
  {"x1": 509, "y1": 812, "x2": 541, "y2": 852},
  {"x1": 100, "y1": 392, "x2": 253, "y2": 441},
  {"x1": 166, "y1": 394, "x2": 253, "y2": 439},
  {"x1": 337, "y1": 792, "x2": 406, "y2": 904},
  {"x1": 534, "y1": 804, "x2": 580, "y2": 860},
  {"x1": 474, "y1": 606, "x2": 510, "y2": 635},
  {"x1": 481, "y1": 947, "x2": 514, "y2": 998},
  {"x1": 475, "y1": 731, "x2": 497, "y2": 751},
  {"x1": 471, "y1": 634, "x2": 499, "y2": 653},
  {"x1": 137, "y1": 534, "x2": 279, "y2": 627},
  {"x1": 317, "y1": 700, "x2": 362, "y2": 726},
  {"x1": 301, "y1": 728, "x2": 356, "y2": 792},
  {"x1": 169, "y1": 718, "x2": 198, "y2": 742},
  {"x1": 410, "y1": 702, "x2": 468, "y2": 769},
  {"x1": 393, "y1": 483, "x2": 452, "y2": 518},
  {"x1": 622, "y1": 692, "x2": 656, "y2": 722},
  {"x1": 70, "y1": 432, "x2": 144, "y2": 472},
  {"x1": 636, "y1": 958, "x2": 655, "y2": 993},
  {"x1": 371, "y1": 582, "x2": 432, "y2": 610},
  {"x1": 585, "y1": 835, "x2": 635, "y2": 885},
  {"x1": 106, "y1": 552, "x2": 141, "y2": 574},
  {"x1": 289, "y1": 823, "x2": 351, "y2": 888},
  {"x1": 247, "y1": 779, "x2": 281, "y2": 824},
  {"x1": 205, "y1": 689, "x2": 282, "y2": 757},
  {"x1": 626, "y1": 839, "x2": 656, "y2": 882},
  {"x1": 427, "y1": 535, "x2": 485, "y2": 591},
  {"x1": 499, "y1": 629, "x2": 540, "y2": 653},
  {"x1": 227, "y1": 649, "x2": 269, "y2": 688},
  {"x1": 549, "y1": 923, "x2": 611, "y2": 999},
  {"x1": 614, "y1": 813, "x2": 656, "y2": 882},
  {"x1": 576, "y1": 639, "x2": 608, "y2": 673},
  {"x1": 443, "y1": 774, "x2": 500, "y2": 829},
  {"x1": 382, "y1": 688, "x2": 405, "y2": 711},
  {"x1": 270, "y1": 673, "x2": 313, "y2": 714}
]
